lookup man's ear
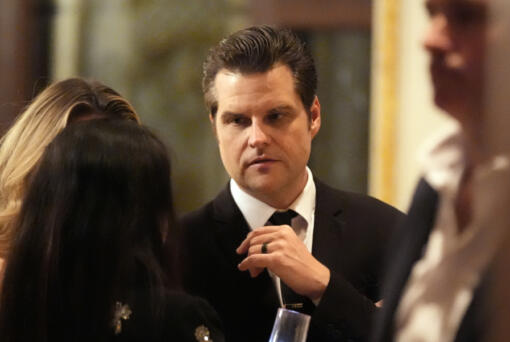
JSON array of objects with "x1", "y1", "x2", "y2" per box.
[
  {"x1": 309, "y1": 96, "x2": 321, "y2": 138},
  {"x1": 209, "y1": 113, "x2": 218, "y2": 138}
]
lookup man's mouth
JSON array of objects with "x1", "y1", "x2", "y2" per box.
[
  {"x1": 247, "y1": 157, "x2": 277, "y2": 167},
  {"x1": 430, "y1": 56, "x2": 464, "y2": 81}
]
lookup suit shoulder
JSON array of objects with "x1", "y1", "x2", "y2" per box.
[
  {"x1": 346, "y1": 191, "x2": 403, "y2": 218},
  {"x1": 317, "y1": 180, "x2": 405, "y2": 221}
]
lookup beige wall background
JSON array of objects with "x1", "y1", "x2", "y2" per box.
[{"x1": 370, "y1": 0, "x2": 452, "y2": 212}]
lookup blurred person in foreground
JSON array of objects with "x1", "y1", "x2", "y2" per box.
[
  {"x1": 0, "y1": 119, "x2": 224, "y2": 342},
  {"x1": 179, "y1": 25, "x2": 404, "y2": 342},
  {"x1": 0, "y1": 78, "x2": 140, "y2": 277},
  {"x1": 371, "y1": 0, "x2": 510, "y2": 341}
]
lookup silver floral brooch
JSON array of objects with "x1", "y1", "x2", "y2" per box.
[{"x1": 113, "y1": 301, "x2": 132, "y2": 335}]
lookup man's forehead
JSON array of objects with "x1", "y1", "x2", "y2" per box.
[
  {"x1": 214, "y1": 65, "x2": 300, "y2": 100},
  {"x1": 424, "y1": 0, "x2": 489, "y2": 20}
]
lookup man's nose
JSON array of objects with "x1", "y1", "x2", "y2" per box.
[
  {"x1": 248, "y1": 121, "x2": 270, "y2": 148},
  {"x1": 423, "y1": 14, "x2": 452, "y2": 53}
]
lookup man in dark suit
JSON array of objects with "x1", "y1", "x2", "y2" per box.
[
  {"x1": 180, "y1": 25, "x2": 403, "y2": 342},
  {"x1": 371, "y1": 0, "x2": 509, "y2": 341}
]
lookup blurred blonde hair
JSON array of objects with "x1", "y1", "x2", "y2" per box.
[{"x1": 0, "y1": 78, "x2": 141, "y2": 257}]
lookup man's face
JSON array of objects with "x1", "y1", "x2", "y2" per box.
[
  {"x1": 211, "y1": 64, "x2": 321, "y2": 208},
  {"x1": 423, "y1": 0, "x2": 488, "y2": 121}
]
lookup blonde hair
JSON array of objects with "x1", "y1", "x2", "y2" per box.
[{"x1": 0, "y1": 78, "x2": 141, "y2": 256}]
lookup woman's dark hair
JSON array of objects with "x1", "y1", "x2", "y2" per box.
[
  {"x1": 0, "y1": 119, "x2": 177, "y2": 341},
  {"x1": 0, "y1": 77, "x2": 141, "y2": 258}
]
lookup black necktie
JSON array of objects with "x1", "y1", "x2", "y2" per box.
[
  {"x1": 268, "y1": 210, "x2": 314, "y2": 314},
  {"x1": 268, "y1": 210, "x2": 297, "y2": 226}
]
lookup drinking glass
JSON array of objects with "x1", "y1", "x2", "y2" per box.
[{"x1": 268, "y1": 308, "x2": 311, "y2": 342}]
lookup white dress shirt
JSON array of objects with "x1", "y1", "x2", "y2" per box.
[
  {"x1": 396, "y1": 122, "x2": 510, "y2": 342},
  {"x1": 230, "y1": 167, "x2": 316, "y2": 307}
]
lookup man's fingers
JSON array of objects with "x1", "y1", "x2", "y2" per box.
[
  {"x1": 238, "y1": 254, "x2": 272, "y2": 272},
  {"x1": 236, "y1": 226, "x2": 285, "y2": 254},
  {"x1": 249, "y1": 231, "x2": 285, "y2": 247},
  {"x1": 248, "y1": 267, "x2": 264, "y2": 278},
  {"x1": 236, "y1": 230, "x2": 257, "y2": 254},
  {"x1": 236, "y1": 236, "x2": 251, "y2": 254},
  {"x1": 248, "y1": 243, "x2": 264, "y2": 256}
]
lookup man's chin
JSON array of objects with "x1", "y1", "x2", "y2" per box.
[
  {"x1": 434, "y1": 94, "x2": 474, "y2": 121},
  {"x1": 434, "y1": 91, "x2": 460, "y2": 114},
  {"x1": 245, "y1": 181, "x2": 278, "y2": 196},
  {"x1": 240, "y1": 177, "x2": 281, "y2": 197}
]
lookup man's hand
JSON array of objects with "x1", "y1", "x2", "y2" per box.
[{"x1": 236, "y1": 224, "x2": 330, "y2": 301}]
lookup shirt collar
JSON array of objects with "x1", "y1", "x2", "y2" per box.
[
  {"x1": 230, "y1": 167, "x2": 316, "y2": 230},
  {"x1": 419, "y1": 121, "x2": 466, "y2": 194},
  {"x1": 420, "y1": 121, "x2": 510, "y2": 196}
]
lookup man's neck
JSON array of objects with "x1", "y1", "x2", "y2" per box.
[
  {"x1": 454, "y1": 165, "x2": 473, "y2": 234},
  {"x1": 460, "y1": 117, "x2": 487, "y2": 167},
  {"x1": 230, "y1": 168, "x2": 316, "y2": 231}
]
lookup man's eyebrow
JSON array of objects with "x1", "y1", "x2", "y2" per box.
[
  {"x1": 424, "y1": 0, "x2": 442, "y2": 15},
  {"x1": 220, "y1": 111, "x2": 244, "y2": 117},
  {"x1": 424, "y1": 1, "x2": 434, "y2": 14},
  {"x1": 267, "y1": 105, "x2": 295, "y2": 113},
  {"x1": 219, "y1": 111, "x2": 247, "y2": 122}
]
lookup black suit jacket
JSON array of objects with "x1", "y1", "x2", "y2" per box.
[
  {"x1": 372, "y1": 178, "x2": 491, "y2": 342},
  {"x1": 179, "y1": 180, "x2": 404, "y2": 342}
]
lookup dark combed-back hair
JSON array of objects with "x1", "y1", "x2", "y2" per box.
[
  {"x1": 0, "y1": 119, "x2": 177, "y2": 342},
  {"x1": 202, "y1": 25, "x2": 318, "y2": 117}
]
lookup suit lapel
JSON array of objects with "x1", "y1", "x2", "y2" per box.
[
  {"x1": 312, "y1": 180, "x2": 345, "y2": 266},
  {"x1": 211, "y1": 185, "x2": 250, "y2": 265},
  {"x1": 211, "y1": 184, "x2": 280, "y2": 309}
]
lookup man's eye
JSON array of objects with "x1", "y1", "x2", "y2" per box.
[
  {"x1": 227, "y1": 116, "x2": 250, "y2": 126},
  {"x1": 425, "y1": 3, "x2": 437, "y2": 18},
  {"x1": 267, "y1": 113, "x2": 282, "y2": 122},
  {"x1": 447, "y1": 5, "x2": 486, "y2": 27}
]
